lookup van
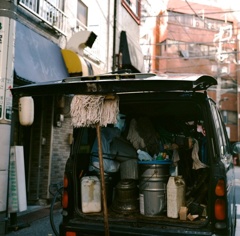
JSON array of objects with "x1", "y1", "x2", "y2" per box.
[{"x1": 11, "y1": 73, "x2": 240, "y2": 236}]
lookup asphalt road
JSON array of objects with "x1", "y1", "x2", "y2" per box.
[{"x1": 6, "y1": 208, "x2": 61, "y2": 236}]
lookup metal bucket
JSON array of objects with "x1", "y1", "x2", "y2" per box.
[
  {"x1": 111, "y1": 179, "x2": 139, "y2": 214},
  {"x1": 120, "y1": 159, "x2": 138, "y2": 180},
  {"x1": 139, "y1": 162, "x2": 170, "y2": 216}
]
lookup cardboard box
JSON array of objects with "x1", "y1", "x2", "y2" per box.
[{"x1": 179, "y1": 206, "x2": 188, "y2": 220}]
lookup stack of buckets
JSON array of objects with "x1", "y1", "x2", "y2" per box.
[
  {"x1": 138, "y1": 162, "x2": 170, "y2": 216},
  {"x1": 139, "y1": 162, "x2": 185, "y2": 218}
]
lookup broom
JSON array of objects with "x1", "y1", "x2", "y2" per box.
[{"x1": 71, "y1": 94, "x2": 119, "y2": 236}]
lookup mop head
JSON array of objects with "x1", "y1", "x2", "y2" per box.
[{"x1": 70, "y1": 95, "x2": 119, "y2": 127}]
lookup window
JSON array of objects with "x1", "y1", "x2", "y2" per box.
[
  {"x1": 122, "y1": 0, "x2": 141, "y2": 24},
  {"x1": 168, "y1": 11, "x2": 233, "y2": 33},
  {"x1": 210, "y1": 100, "x2": 231, "y2": 158},
  {"x1": 221, "y1": 111, "x2": 237, "y2": 125},
  {"x1": 78, "y1": 1, "x2": 88, "y2": 27}
]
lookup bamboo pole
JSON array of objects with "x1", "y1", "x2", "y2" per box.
[{"x1": 96, "y1": 124, "x2": 109, "y2": 236}]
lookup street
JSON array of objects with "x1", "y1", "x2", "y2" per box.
[
  {"x1": 235, "y1": 166, "x2": 240, "y2": 236},
  {"x1": 6, "y1": 207, "x2": 61, "y2": 236},
  {"x1": 5, "y1": 166, "x2": 240, "y2": 236}
]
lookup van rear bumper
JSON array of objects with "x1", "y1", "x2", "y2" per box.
[{"x1": 59, "y1": 219, "x2": 215, "y2": 236}]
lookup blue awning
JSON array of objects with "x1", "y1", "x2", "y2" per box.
[{"x1": 15, "y1": 22, "x2": 69, "y2": 83}]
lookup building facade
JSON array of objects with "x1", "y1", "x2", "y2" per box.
[
  {"x1": 141, "y1": 0, "x2": 239, "y2": 143},
  {"x1": 0, "y1": 0, "x2": 144, "y2": 232}
]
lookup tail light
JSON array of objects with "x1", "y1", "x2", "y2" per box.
[
  {"x1": 62, "y1": 190, "x2": 69, "y2": 208},
  {"x1": 66, "y1": 232, "x2": 76, "y2": 236},
  {"x1": 64, "y1": 173, "x2": 69, "y2": 188},
  {"x1": 214, "y1": 179, "x2": 226, "y2": 221},
  {"x1": 215, "y1": 179, "x2": 225, "y2": 196},
  {"x1": 62, "y1": 173, "x2": 69, "y2": 208},
  {"x1": 214, "y1": 198, "x2": 226, "y2": 220}
]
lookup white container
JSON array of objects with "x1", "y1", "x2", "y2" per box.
[
  {"x1": 167, "y1": 176, "x2": 185, "y2": 218},
  {"x1": 81, "y1": 176, "x2": 101, "y2": 213}
]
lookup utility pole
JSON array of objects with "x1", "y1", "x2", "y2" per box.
[{"x1": 112, "y1": 0, "x2": 117, "y2": 72}]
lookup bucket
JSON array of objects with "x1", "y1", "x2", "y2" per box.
[
  {"x1": 81, "y1": 176, "x2": 101, "y2": 213},
  {"x1": 167, "y1": 176, "x2": 185, "y2": 218},
  {"x1": 138, "y1": 161, "x2": 170, "y2": 216},
  {"x1": 120, "y1": 159, "x2": 138, "y2": 180},
  {"x1": 111, "y1": 179, "x2": 139, "y2": 214}
]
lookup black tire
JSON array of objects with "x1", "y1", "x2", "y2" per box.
[{"x1": 50, "y1": 187, "x2": 63, "y2": 236}]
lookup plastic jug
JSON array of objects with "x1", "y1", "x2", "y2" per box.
[
  {"x1": 81, "y1": 176, "x2": 101, "y2": 213},
  {"x1": 167, "y1": 176, "x2": 185, "y2": 218}
]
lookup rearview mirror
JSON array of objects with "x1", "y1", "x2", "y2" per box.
[{"x1": 232, "y1": 142, "x2": 240, "y2": 154}]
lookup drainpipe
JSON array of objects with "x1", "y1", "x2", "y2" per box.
[
  {"x1": 112, "y1": 0, "x2": 117, "y2": 72},
  {"x1": 36, "y1": 98, "x2": 44, "y2": 200}
]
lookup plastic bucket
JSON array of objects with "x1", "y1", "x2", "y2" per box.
[{"x1": 138, "y1": 161, "x2": 170, "y2": 216}]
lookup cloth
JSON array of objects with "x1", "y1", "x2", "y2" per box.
[{"x1": 191, "y1": 139, "x2": 208, "y2": 170}]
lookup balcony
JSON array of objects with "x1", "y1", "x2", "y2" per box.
[
  {"x1": 18, "y1": 0, "x2": 102, "y2": 66},
  {"x1": 18, "y1": 0, "x2": 68, "y2": 35}
]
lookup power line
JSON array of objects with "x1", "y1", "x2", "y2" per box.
[{"x1": 141, "y1": 9, "x2": 240, "y2": 18}]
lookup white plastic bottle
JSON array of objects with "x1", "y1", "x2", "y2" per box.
[{"x1": 137, "y1": 149, "x2": 152, "y2": 161}]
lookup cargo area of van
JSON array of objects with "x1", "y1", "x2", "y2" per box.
[{"x1": 63, "y1": 92, "x2": 216, "y2": 235}]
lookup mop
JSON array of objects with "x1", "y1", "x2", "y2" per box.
[{"x1": 70, "y1": 94, "x2": 119, "y2": 236}]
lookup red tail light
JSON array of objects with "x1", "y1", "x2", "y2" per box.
[
  {"x1": 63, "y1": 173, "x2": 69, "y2": 188},
  {"x1": 62, "y1": 190, "x2": 69, "y2": 208},
  {"x1": 66, "y1": 232, "x2": 76, "y2": 236},
  {"x1": 215, "y1": 179, "x2": 225, "y2": 196},
  {"x1": 215, "y1": 198, "x2": 226, "y2": 220}
]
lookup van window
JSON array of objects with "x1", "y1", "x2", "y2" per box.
[{"x1": 209, "y1": 100, "x2": 230, "y2": 158}]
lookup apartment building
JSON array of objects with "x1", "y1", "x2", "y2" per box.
[{"x1": 141, "y1": 0, "x2": 239, "y2": 143}]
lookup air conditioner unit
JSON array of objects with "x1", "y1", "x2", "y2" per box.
[
  {"x1": 211, "y1": 65, "x2": 217, "y2": 72},
  {"x1": 179, "y1": 50, "x2": 189, "y2": 59},
  {"x1": 221, "y1": 66, "x2": 229, "y2": 74}
]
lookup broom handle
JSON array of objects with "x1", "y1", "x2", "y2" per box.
[{"x1": 96, "y1": 124, "x2": 110, "y2": 236}]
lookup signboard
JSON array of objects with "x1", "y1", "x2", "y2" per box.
[{"x1": 0, "y1": 16, "x2": 15, "y2": 122}]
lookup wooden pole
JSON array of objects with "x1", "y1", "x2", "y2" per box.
[{"x1": 96, "y1": 124, "x2": 109, "y2": 236}]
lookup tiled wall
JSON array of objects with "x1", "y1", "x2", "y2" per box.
[{"x1": 27, "y1": 97, "x2": 72, "y2": 202}]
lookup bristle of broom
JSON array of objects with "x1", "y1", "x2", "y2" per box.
[{"x1": 70, "y1": 94, "x2": 119, "y2": 127}]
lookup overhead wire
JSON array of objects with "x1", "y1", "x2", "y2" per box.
[{"x1": 142, "y1": 0, "x2": 239, "y2": 74}]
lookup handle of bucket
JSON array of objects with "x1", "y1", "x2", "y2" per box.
[{"x1": 139, "y1": 170, "x2": 158, "y2": 188}]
